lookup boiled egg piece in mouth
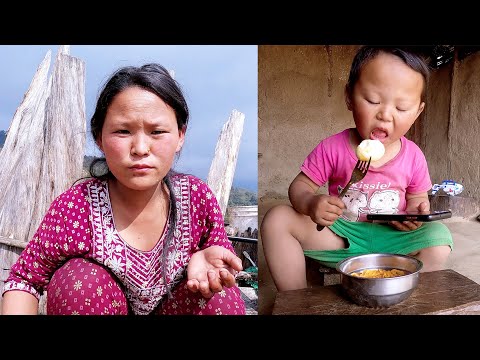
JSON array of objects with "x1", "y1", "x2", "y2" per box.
[{"x1": 356, "y1": 139, "x2": 385, "y2": 161}]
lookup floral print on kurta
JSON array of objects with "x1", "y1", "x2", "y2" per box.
[{"x1": 3, "y1": 174, "x2": 245, "y2": 315}]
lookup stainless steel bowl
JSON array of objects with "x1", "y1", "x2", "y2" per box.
[{"x1": 336, "y1": 253, "x2": 423, "y2": 308}]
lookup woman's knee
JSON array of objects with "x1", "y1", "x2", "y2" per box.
[
  {"x1": 194, "y1": 286, "x2": 246, "y2": 315},
  {"x1": 157, "y1": 280, "x2": 246, "y2": 315},
  {"x1": 46, "y1": 257, "x2": 128, "y2": 315}
]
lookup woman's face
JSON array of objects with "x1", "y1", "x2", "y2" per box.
[
  {"x1": 97, "y1": 86, "x2": 185, "y2": 191},
  {"x1": 347, "y1": 52, "x2": 425, "y2": 149}
]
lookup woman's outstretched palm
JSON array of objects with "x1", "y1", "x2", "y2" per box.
[{"x1": 186, "y1": 245, "x2": 243, "y2": 298}]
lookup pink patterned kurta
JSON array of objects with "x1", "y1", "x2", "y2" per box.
[{"x1": 3, "y1": 174, "x2": 245, "y2": 315}]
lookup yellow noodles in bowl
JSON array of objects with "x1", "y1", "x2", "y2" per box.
[{"x1": 350, "y1": 268, "x2": 407, "y2": 278}]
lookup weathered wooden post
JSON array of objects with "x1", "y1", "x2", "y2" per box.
[
  {"x1": 0, "y1": 50, "x2": 52, "y2": 244},
  {"x1": 205, "y1": 109, "x2": 256, "y2": 313},
  {"x1": 0, "y1": 46, "x2": 86, "y2": 312},
  {"x1": 35, "y1": 46, "x2": 86, "y2": 240},
  {"x1": 206, "y1": 109, "x2": 245, "y2": 217}
]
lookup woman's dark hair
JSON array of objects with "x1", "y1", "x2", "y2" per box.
[
  {"x1": 346, "y1": 46, "x2": 431, "y2": 100},
  {"x1": 89, "y1": 63, "x2": 189, "y2": 297}
]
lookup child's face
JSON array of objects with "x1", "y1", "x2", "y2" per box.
[
  {"x1": 97, "y1": 86, "x2": 185, "y2": 191},
  {"x1": 346, "y1": 52, "x2": 425, "y2": 148}
]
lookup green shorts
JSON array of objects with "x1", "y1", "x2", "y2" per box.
[{"x1": 304, "y1": 218, "x2": 454, "y2": 268}]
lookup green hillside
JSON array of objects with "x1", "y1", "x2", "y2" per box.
[{"x1": 228, "y1": 187, "x2": 257, "y2": 206}]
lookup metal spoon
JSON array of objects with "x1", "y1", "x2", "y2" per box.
[{"x1": 243, "y1": 251, "x2": 257, "y2": 267}]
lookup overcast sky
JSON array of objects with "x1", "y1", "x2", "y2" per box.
[{"x1": 0, "y1": 45, "x2": 258, "y2": 191}]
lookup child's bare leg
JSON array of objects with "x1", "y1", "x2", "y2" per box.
[
  {"x1": 261, "y1": 204, "x2": 345, "y2": 291},
  {"x1": 409, "y1": 245, "x2": 451, "y2": 272}
]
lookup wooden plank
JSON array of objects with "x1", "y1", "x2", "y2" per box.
[
  {"x1": 0, "y1": 243, "x2": 22, "y2": 270},
  {"x1": 0, "y1": 243, "x2": 23, "y2": 310},
  {"x1": 0, "y1": 243, "x2": 47, "y2": 315},
  {"x1": 0, "y1": 268, "x2": 11, "y2": 282},
  {"x1": 272, "y1": 269, "x2": 480, "y2": 315},
  {"x1": 0, "y1": 235, "x2": 27, "y2": 249},
  {"x1": 0, "y1": 244, "x2": 22, "y2": 314}
]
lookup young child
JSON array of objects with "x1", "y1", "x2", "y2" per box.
[
  {"x1": 2, "y1": 63, "x2": 246, "y2": 315},
  {"x1": 261, "y1": 46, "x2": 453, "y2": 292}
]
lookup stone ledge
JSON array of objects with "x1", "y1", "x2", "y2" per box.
[{"x1": 429, "y1": 194, "x2": 480, "y2": 220}]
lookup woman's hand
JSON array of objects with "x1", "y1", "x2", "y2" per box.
[
  {"x1": 389, "y1": 201, "x2": 429, "y2": 232},
  {"x1": 186, "y1": 245, "x2": 243, "y2": 298}
]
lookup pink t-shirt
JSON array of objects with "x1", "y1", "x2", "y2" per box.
[{"x1": 300, "y1": 129, "x2": 432, "y2": 222}]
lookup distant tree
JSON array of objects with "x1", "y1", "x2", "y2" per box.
[
  {"x1": 0, "y1": 130, "x2": 7, "y2": 148},
  {"x1": 228, "y1": 187, "x2": 258, "y2": 206},
  {"x1": 83, "y1": 155, "x2": 98, "y2": 170}
]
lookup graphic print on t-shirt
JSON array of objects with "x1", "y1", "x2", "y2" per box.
[
  {"x1": 339, "y1": 185, "x2": 400, "y2": 221},
  {"x1": 368, "y1": 189, "x2": 400, "y2": 214},
  {"x1": 339, "y1": 187, "x2": 368, "y2": 221}
]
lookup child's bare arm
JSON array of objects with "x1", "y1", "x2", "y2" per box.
[
  {"x1": 289, "y1": 172, "x2": 345, "y2": 227},
  {"x1": 405, "y1": 191, "x2": 430, "y2": 212},
  {"x1": 288, "y1": 172, "x2": 320, "y2": 215}
]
